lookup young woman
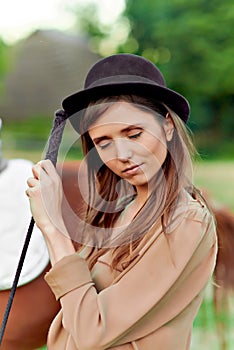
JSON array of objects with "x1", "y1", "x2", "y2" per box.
[{"x1": 26, "y1": 54, "x2": 217, "y2": 349}]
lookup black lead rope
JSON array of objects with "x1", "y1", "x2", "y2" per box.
[{"x1": 0, "y1": 109, "x2": 68, "y2": 345}]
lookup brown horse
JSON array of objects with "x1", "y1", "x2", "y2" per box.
[
  {"x1": 211, "y1": 204, "x2": 234, "y2": 350},
  {"x1": 0, "y1": 160, "x2": 233, "y2": 349},
  {"x1": 0, "y1": 264, "x2": 60, "y2": 350}
]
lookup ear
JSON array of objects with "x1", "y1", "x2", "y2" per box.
[{"x1": 163, "y1": 113, "x2": 174, "y2": 141}]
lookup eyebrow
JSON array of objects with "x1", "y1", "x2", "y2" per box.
[
  {"x1": 92, "y1": 135, "x2": 111, "y2": 144},
  {"x1": 92, "y1": 124, "x2": 143, "y2": 144},
  {"x1": 121, "y1": 124, "x2": 143, "y2": 132}
]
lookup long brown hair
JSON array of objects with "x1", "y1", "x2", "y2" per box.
[{"x1": 78, "y1": 95, "x2": 205, "y2": 270}]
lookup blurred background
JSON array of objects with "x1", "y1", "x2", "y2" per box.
[{"x1": 0, "y1": 0, "x2": 233, "y2": 349}]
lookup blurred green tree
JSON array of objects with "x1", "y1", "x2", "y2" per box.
[
  {"x1": 0, "y1": 39, "x2": 8, "y2": 92},
  {"x1": 75, "y1": 0, "x2": 234, "y2": 156},
  {"x1": 122, "y1": 0, "x2": 234, "y2": 141}
]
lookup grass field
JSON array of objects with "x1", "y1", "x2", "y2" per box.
[{"x1": 194, "y1": 160, "x2": 234, "y2": 211}]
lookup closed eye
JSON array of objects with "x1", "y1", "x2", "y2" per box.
[
  {"x1": 128, "y1": 131, "x2": 142, "y2": 139},
  {"x1": 97, "y1": 141, "x2": 112, "y2": 150}
]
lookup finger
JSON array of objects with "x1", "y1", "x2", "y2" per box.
[
  {"x1": 32, "y1": 163, "x2": 43, "y2": 180},
  {"x1": 25, "y1": 188, "x2": 31, "y2": 197},
  {"x1": 27, "y1": 177, "x2": 38, "y2": 187},
  {"x1": 32, "y1": 162, "x2": 51, "y2": 180},
  {"x1": 33, "y1": 160, "x2": 58, "y2": 179},
  {"x1": 38, "y1": 159, "x2": 57, "y2": 174},
  {"x1": 25, "y1": 187, "x2": 36, "y2": 198}
]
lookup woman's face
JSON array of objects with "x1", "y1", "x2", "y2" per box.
[{"x1": 88, "y1": 101, "x2": 174, "y2": 192}]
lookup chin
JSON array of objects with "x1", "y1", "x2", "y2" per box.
[{"x1": 127, "y1": 177, "x2": 149, "y2": 187}]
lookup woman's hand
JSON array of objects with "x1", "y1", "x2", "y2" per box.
[
  {"x1": 26, "y1": 160, "x2": 65, "y2": 233},
  {"x1": 26, "y1": 160, "x2": 76, "y2": 265}
]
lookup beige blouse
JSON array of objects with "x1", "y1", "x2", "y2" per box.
[{"x1": 45, "y1": 195, "x2": 217, "y2": 349}]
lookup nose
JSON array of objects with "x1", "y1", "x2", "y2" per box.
[{"x1": 115, "y1": 138, "x2": 132, "y2": 161}]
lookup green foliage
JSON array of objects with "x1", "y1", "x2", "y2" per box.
[
  {"x1": 0, "y1": 39, "x2": 7, "y2": 75},
  {"x1": 3, "y1": 115, "x2": 53, "y2": 140},
  {"x1": 75, "y1": 0, "x2": 234, "y2": 157},
  {"x1": 75, "y1": 3, "x2": 106, "y2": 40},
  {"x1": 124, "y1": 0, "x2": 234, "y2": 90},
  {"x1": 0, "y1": 39, "x2": 8, "y2": 93},
  {"x1": 2, "y1": 116, "x2": 53, "y2": 161},
  {"x1": 2, "y1": 116, "x2": 83, "y2": 162},
  {"x1": 123, "y1": 0, "x2": 234, "y2": 137}
]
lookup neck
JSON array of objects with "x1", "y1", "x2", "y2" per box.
[
  {"x1": 134, "y1": 191, "x2": 148, "y2": 208},
  {"x1": 135, "y1": 182, "x2": 154, "y2": 207}
]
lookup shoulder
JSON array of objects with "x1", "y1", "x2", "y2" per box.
[
  {"x1": 164, "y1": 192, "x2": 217, "y2": 259},
  {"x1": 166, "y1": 190, "x2": 215, "y2": 233},
  {"x1": 162, "y1": 191, "x2": 217, "y2": 260}
]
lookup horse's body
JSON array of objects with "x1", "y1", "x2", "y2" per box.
[
  {"x1": 0, "y1": 160, "x2": 233, "y2": 349},
  {"x1": 0, "y1": 264, "x2": 60, "y2": 350}
]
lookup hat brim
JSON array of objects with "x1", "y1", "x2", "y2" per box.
[{"x1": 62, "y1": 81, "x2": 190, "y2": 132}]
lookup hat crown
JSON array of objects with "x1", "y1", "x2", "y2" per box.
[
  {"x1": 84, "y1": 54, "x2": 166, "y2": 89},
  {"x1": 63, "y1": 53, "x2": 190, "y2": 125}
]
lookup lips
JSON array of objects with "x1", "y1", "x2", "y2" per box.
[{"x1": 122, "y1": 164, "x2": 142, "y2": 175}]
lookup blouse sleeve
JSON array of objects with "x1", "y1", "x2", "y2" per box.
[{"x1": 45, "y1": 206, "x2": 217, "y2": 350}]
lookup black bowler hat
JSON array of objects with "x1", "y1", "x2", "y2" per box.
[{"x1": 62, "y1": 53, "x2": 190, "y2": 126}]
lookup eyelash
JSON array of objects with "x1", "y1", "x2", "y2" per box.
[
  {"x1": 97, "y1": 131, "x2": 143, "y2": 150},
  {"x1": 128, "y1": 131, "x2": 142, "y2": 139},
  {"x1": 98, "y1": 142, "x2": 111, "y2": 150}
]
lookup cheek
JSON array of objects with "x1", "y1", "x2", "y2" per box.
[
  {"x1": 144, "y1": 137, "x2": 168, "y2": 165},
  {"x1": 98, "y1": 153, "x2": 116, "y2": 169},
  {"x1": 157, "y1": 146, "x2": 168, "y2": 166},
  {"x1": 142, "y1": 133, "x2": 167, "y2": 154},
  {"x1": 104, "y1": 159, "x2": 120, "y2": 175},
  {"x1": 95, "y1": 147, "x2": 111, "y2": 164},
  {"x1": 154, "y1": 139, "x2": 167, "y2": 157},
  {"x1": 94, "y1": 146, "x2": 116, "y2": 169}
]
